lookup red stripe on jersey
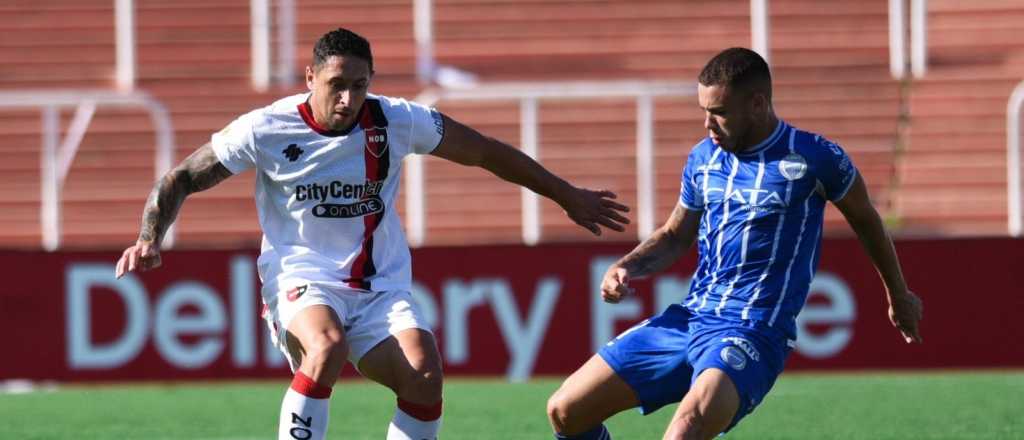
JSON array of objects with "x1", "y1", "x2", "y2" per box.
[{"x1": 345, "y1": 100, "x2": 389, "y2": 290}]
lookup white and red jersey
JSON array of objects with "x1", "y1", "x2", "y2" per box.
[{"x1": 210, "y1": 93, "x2": 444, "y2": 301}]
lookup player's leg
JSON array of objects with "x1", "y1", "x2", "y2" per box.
[
  {"x1": 546, "y1": 354, "x2": 640, "y2": 439},
  {"x1": 286, "y1": 304, "x2": 350, "y2": 384},
  {"x1": 662, "y1": 368, "x2": 739, "y2": 440},
  {"x1": 664, "y1": 325, "x2": 791, "y2": 440},
  {"x1": 266, "y1": 284, "x2": 351, "y2": 440},
  {"x1": 358, "y1": 329, "x2": 443, "y2": 439},
  {"x1": 352, "y1": 291, "x2": 443, "y2": 440},
  {"x1": 548, "y1": 304, "x2": 699, "y2": 439}
]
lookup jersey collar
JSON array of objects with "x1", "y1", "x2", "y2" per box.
[
  {"x1": 735, "y1": 120, "x2": 786, "y2": 156},
  {"x1": 297, "y1": 95, "x2": 364, "y2": 137}
]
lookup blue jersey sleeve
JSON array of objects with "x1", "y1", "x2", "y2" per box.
[
  {"x1": 807, "y1": 134, "x2": 858, "y2": 202},
  {"x1": 679, "y1": 144, "x2": 705, "y2": 210}
]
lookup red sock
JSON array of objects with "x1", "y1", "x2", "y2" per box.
[
  {"x1": 290, "y1": 371, "x2": 332, "y2": 398},
  {"x1": 397, "y1": 398, "x2": 443, "y2": 421}
]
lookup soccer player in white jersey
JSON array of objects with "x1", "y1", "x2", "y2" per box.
[
  {"x1": 545, "y1": 48, "x2": 924, "y2": 440},
  {"x1": 114, "y1": 28, "x2": 630, "y2": 440}
]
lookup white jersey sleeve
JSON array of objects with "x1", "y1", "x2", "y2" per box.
[
  {"x1": 210, "y1": 110, "x2": 260, "y2": 174},
  {"x1": 409, "y1": 101, "x2": 445, "y2": 155},
  {"x1": 380, "y1": 96, "x2": 445, "y2": 157}
]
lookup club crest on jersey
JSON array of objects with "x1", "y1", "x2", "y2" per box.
[
  {"x1": 721, "y1": 337, "x2": 761, "y2": 361},
  {"x1": 720, "y1": 346, "x2": 748, "y2": 371},
  {"x1": 285, "y1": 285, "x2": 308, "y2": 302},
  {"x1": 779, "y1": 153, "x2": 808, "y2": 181},
  {"x1": 364, "y1": 126, "x2": 389, "y2": 158}
]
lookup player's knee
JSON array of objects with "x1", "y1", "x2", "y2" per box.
[
  {"x1": 303, "y1": 330, "x2": 348, "y2": 371},
  {"x1": 546, "y1": 390, "x2": 582, "y2": 434},
  {"x1": 666, "y1": 411, "x2": 707, "y2": 440}
]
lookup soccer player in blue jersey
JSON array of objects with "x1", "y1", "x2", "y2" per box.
[{"x1": 546, "y1": 47, "x2": 924, "y2": 440}]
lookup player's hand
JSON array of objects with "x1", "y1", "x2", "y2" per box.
[
  {"x1": 601, "y1": 266, "x2": 635, "y2": 303},
  {"x1": 115, "y1": 240, "x2": 162, "y2": 279},
  {"x1": 561, "y1": 188, "x2": 630, "y2": 236},
  {"x1": 888, "y1": 290, "x2": 923, "y2": 343}
]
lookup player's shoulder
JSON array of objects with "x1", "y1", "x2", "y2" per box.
[
  {"x1": 365, "y1": 93, "x2": 432, "y2": 118},
  {"x1": 238, "y1": 93, "x2": 307, "y2": 129},
  {"x1": 790, "y1": 126, "x2": 845, "y2": 159},
  {"x1": 263, "y1": 93, "x2": 308, "y2": 121},
  {"x1": 363, "y1": 93, "x2": 403, "y2": 111},
  {"x1": 686, "y1": 137, "x2": 718, "y2": 163}
]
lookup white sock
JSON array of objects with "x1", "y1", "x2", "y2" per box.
[
  {"x1": 279, "y1": 371, "x2": 332, "y2": 440},
  {"x1": 386, "y1": 399, "x2": 442, "y2": 440}
]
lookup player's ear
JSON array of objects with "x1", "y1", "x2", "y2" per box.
[
  {"x1": 305, "y1": 65, "x2": 316, "y2": 91},
  {"x1": 751, "y1": 92, "x2": 769, "y2": 120}
]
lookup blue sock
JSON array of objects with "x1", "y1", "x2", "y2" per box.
[{"x1": 555, "y1": 423, "x2": 611, "y2": 440}]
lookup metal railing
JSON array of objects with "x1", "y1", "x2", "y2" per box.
[
  {"x1": 412, "y1": 81, "x2": 697, "y2": 247},
  {"x1": 0, "y1": 91, "x2": 176, "y2": 250},
  {"x1": 414, "y1": 0, "x2": 773, "y2": 82},
  {"x1": 117, "y1": 0, "x2": 295, "y2": 91},
  {"x1": 1008, "y1": 80, "x2": 1024, "y2": 237}
]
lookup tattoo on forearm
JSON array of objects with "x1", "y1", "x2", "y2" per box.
[
  {"x1": 619, "y1": 233, "x2": 674, "y2": 277},
  {"x1": 618, "y1": 204, "x2": 691, "y2": 277},
  {"x1": 137, "y1": 143, "x2": 232, "y2": 244}
]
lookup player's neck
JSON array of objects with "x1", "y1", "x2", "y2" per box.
[
  {"x1": 308, "y1": 99, "x2": 360, "y2": 134},
  {"x1": 737, "y1": 114, "x2": 780, "y2": 152}
]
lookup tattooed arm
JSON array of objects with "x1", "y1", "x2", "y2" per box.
[
  {"x1": 600, "y1": 204, "x2": 702, "y2": 303},
  {"x1": 115, "y1": 143, "x2": 234, "y2": 278}
]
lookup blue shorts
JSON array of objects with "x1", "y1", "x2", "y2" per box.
[{"x1": 598, "y1": 304, "x2": 791, "y2": 430}]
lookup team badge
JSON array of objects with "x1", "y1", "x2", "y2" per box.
[
  {"x1": 364, "y1": 126, "x2": 389, "y2": 158},
  {"x1": 779, "y1": 153, "x2": 807, "y2": 181},
  {"x1": 285, "y1": 285, "x2": 308, "y2": 302},
  {"x1": 720, "y1": 346, "x2": 748, "y2": 371}
]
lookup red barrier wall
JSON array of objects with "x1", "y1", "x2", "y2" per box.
[{"x1": 3, "y1": 238, "x2": 1022, "y2": 381}]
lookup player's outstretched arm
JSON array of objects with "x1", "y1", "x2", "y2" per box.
[
  {"x1": 429, "y1": 113, "x2": 630, "y2": 235},
  {"x1": 115, "y1": 143, "x2": 233, "y2": 278},
  {"x1": 601, "y1": 203, "x2": 701, "y2": 303},
  {"x1": 834, "y1": 173, "x2": 923, "y2": 343}
]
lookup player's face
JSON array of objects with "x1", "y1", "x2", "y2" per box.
[
  {"x1": 306, "y1": 55, "x2": 372, "y2": 131},
  {"x1": 698, "y1": 83, "x2": 759, "y2": 153}
]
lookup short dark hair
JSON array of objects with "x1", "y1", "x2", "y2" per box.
[
  {"x1": 313, "y1": 28, "x2": 374, "y2": 73},
  {"x1": 698, "y1": 47, "x2": 771, "y2": 99}
]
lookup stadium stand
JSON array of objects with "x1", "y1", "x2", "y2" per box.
[
  {"x1": 896, "y1": 0, "x2": 1024, "y2": 236},
  {"x1": 0, "y1": 0, "x2": 1020, "y2": 249}
]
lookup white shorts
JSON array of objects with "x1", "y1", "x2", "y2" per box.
[{"x1": 261, "y1": 283, "x2": 431, "y2": 372}]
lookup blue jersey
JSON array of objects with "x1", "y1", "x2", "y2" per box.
[{"x1": 679, "y1": 121, "x2": 857, "y2": 339}]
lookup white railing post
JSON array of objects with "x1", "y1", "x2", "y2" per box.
[
  {"x1": 251, "y1": 0, "x2": 271, "y2": 91},
  {"x1": 910, "y1": 0, "x2": 928, "y2": 78},
  {"x1": 415, "y1": 81, "x2": 695, "y2": 245},
  {"x1": 413, "y1": 0, "x2": 436, "y2": 84},
  {"x1": 521, "y1": 97, "x2": 540, "y2": 245},
  {"x1": 636, "y1": 95, "x2": 655, "y2": 239},
  {"x1": 2, "y1": 90, "x2": 177, "y2": 250},
  {"x1": 275, "y1": 0, "x2": 297, "y2": 88},
  {"x1": 41, "y1": 106, "x2": 61, "y2": 251},
  {"x1": 750, "y1": 0, "x2": 770, "y2": 65},
  {"x1": 58, "y1": 102, "x2": 97, "y2": 179},
  {"x1": 115, "y1": 0, "x2": 136, "y2": 90},
  {"x1": 406, "y1": 154, "x2": 426, "y2": 247},
  {"x1": 1007, "y1": 81, "x2": 1024, "y2": 237},
  {"x1": 889, "y1": 0, "x2": 907, "y2": 79}
]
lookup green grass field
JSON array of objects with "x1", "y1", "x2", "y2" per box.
[{"x1": 2, "y1": 371, "x2": 1021, "y2": 439}]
